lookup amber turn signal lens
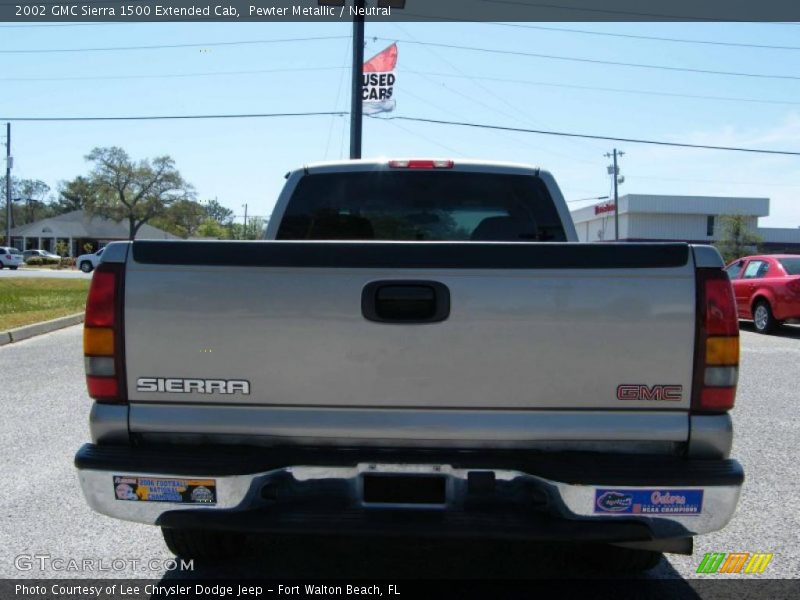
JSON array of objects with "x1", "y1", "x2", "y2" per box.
[
  {"x1": 84, "y1": 327, "x2": 114, "y2": 356},
  {"x1": 705, "y1": 336, "x2": 739, "y2": 366}
]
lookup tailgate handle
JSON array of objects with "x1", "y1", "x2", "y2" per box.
[{"x1": 362, "y1": 281, "x2": 450, "y2": 323}]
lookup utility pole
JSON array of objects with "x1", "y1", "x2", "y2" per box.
[
  {"x1": 242, "y1": 204, "x2": 248, "y2": 240},
  {"x1": 4, "y1": 123, "x2": 10, "y2": 246},
  {"x1": 604, "y1": 149, "x2": 625, "y2": 241},
  {"x1": 322, "y1": 0, "x2": 405, "y2": 158},
  {"x1": 349, "y1": 0, "x2": 366, "y2": 159}
]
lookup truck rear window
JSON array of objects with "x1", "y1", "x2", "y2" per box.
[{"x1": 276, "y1": 171, "x2": 567, "y2": 242}]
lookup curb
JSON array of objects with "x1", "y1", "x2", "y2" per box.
[{"x1": 1, "y1": 313, "x2": 84, "y2": 345}]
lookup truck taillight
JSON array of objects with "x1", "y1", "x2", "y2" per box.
[
  {"x1": 692, "y1": 268, "x2": 739, "y2": 413},
  {"x1": 84, "y1": 263, "x2": 126, "y2": 404},
  {"x1": 388, "y1": 159, "x2": 454, "y2": 169}
]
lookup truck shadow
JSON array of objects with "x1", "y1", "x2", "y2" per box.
[{"x1": 159, "y1": 535, "x2": 699, "y2": 595}]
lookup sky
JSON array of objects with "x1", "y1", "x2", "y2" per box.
[{"x1": 1, "y1": 19, "x2": 799, "y2": 228}]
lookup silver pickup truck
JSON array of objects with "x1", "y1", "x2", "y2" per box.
[{"x1": 75, "y1": 159, "x2": 743, "y2": 572}]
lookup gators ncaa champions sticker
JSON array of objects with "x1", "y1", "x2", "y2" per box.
[
  {"x1": 594, "y1": 489, "x2": 703, "y2": 515},
  {"x1": 113, "y1": 475, "x2": 217, "y2": 504}
]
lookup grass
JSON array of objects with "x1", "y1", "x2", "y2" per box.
[{"x1": 0, "y1": 278, "x2": 90, "y2": 330}]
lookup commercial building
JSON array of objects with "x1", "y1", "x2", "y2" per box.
[
  {"x1": 7, "y1": 210, "x2": 179, "y2": 256},
  {"x1": 570, "y1": 194, "x2": 800, "y2": 253}
]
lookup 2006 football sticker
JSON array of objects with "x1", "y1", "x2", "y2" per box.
[{"x1": 113, "y1": 475, "x2": 217, "y2": 504}]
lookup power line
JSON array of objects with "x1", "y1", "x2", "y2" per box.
[
  {"x1": 5, "y1": 110, "x2": 800, "y2": 156},
  {"x1": 392, "y1": 26, "x2": 587, "y2": 163},
  {"x1": 5, "y1": 32, "x2": 797, "y2": 83},
  {"x1": 4, "y1": 16, "x2": 799, "y2": 51},
  {"x1": 389, "y1": 24, "x2": 605, "y2": 163},
  {"x1": 400, "y1": 73, "x2": 600, "y2": 166},
  {"x1": 0, "y1": 35, "x2": 349, "y2": 54},
  {"x1": 0, "y1": 112, "x2": 348, "y2": 122},
  {"x1": 6, "y1": 64, "x2": 799, "y2": 109},
  {"x1": 486, "y1": 23, "x2": 800, "y2": 51},
  {"x1": 3, "y1": 64, "x2": 798, "y2": 109},
  {"x1": 627, "y1": 175, "x2": 800, "y2": 188},
  {"x1": 378, "y1": 37, "x2": 800, "y2": 82},
  {"x1": 401, "y1": 13, "x2": 800, "y2": 50},
  {"x1": 566, "y1": 196, "x2": 609, "y2": 204},
  {"x1": 406, "y1": 70, "x2": 800, "y2": 107},
  {"x1": 0, "y1": 66, "x2": 345, "y2": 83},
  {"x1": 381, "y1": 115, "x2": 800, "y2": 156},
  {"x1": 393, "y1": 22, "x2": 606, "y2": 160},
  {"x1": 381, "y1": 118, "x2": 468, "y2": 157},
  {"x1": 324, "y1": 37, "x2": 352, "y2": 160}
]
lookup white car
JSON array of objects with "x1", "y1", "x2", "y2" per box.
[
  {"x1": 0, "y1": 246, "x2": 23, "y2": 270},
  {"x1": 77, "y1": 247, "x2": 105, "y2": 273},
  {"x1": 23, "y1": 249, "x2": 62, "y2": 264}
]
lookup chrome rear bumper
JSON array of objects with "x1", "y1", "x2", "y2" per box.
[{"x1": 75, "y1": 444, "x2": 742, "y2": 543}]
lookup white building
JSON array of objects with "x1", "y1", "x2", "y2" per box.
[{"x1": 570, "y1": 194, "x2": 800, "y2": 253}]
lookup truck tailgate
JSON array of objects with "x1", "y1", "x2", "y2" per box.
[{"x1": 123, "y1": 241, "x2": 696, "y2": 415}]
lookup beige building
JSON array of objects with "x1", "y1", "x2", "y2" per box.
[{"x1": 8, "y1": 210, "x2": 179, "y2": 256}]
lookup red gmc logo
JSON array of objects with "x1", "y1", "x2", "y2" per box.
[{"x1": 617, "y1": 384, "x2": 683, "y2": 401}]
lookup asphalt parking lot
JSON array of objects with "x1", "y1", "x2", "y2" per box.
[{"x1": 0, "y1": 324, "x2": 798, "y2": 585}]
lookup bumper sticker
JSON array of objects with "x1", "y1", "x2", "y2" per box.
[
  {"x1": 113, "y1": 475, "x2": 217, "y2": 504},
  {"x1": 594, "y1": 489, "x2": 703, "y2": 515}
]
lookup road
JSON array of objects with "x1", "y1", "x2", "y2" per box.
[
  {"x1": 1, "y1": 324, "x2": 798, "y2": 585},
  {"x1": 0, "y1": 268, "x2": 91, "y2": 279}
]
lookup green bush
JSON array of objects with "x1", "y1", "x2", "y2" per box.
[
  {"x1": 26, "y1": 257, "x2": 44, "y2": 266},
  {"x1": 60, "y1": 257, "x2": 76, "y2": 268}
]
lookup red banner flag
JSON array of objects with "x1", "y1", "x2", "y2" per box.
[
  {"x1": 364, "y1": 43, "x2": 398, "y2": 73},
  {"x1": 363, "y1": 43, "x2": 397, "y2": 115}
]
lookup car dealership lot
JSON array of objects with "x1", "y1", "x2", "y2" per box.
[{"x1": 0, "y1": 325, "x2": 798, "y2": 582}]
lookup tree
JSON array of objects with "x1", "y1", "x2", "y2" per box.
[
  {"x1": 229, "y1": 216, "x2": 267, "y2": 240},
  {"x1": 715, "y1": 215, "x2": 762, "y2": 264},
  {"x1": 55, "y1": 239, "x2": 70, "y2": 257},
  {"x1": 248, "y1": 216, "x2": 267, "y2": 240},
  {"x1": 0, "y1": 176, "x2": 53, "y2": 228},
  {"x1": 151, "y1": 199, "x2": 207, "y2": 238},
  {"x1": 203, "y1": 198, "x2": 234, "y2": 225},
  {"x1": 55, "y1": 176, "x2": 96, "y2": 213},
  {"x1": 82, "y1": 147, "x2": 194, "y2": 240},
  {"x1": 195, "y1": 218, "x2": 230, "y2": 239}
]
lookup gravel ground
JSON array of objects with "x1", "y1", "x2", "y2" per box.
[{"x1": 0, "y1": 324, "x2": 797, "y2": 585}]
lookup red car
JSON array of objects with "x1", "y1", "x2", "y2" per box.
[{"x1": 725, "y1": 254, "x2": 800, "y2": 333}]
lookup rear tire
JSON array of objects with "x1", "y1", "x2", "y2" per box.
[
  {"x1": 80, "y1": 261, "x2": 93, "y2": 273},
  {"x1": 580, "y1": 544, "x2": 663, "y2": 573},
  {"x1": 753, "y1": 300, "x2": 779, "y2": 334},
  {"x1": 161, "y1": 527, "x2": 247, "y2": 561},
  {"x1": 9, "y1": 266, "x2": 17, "y2": 270}
]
